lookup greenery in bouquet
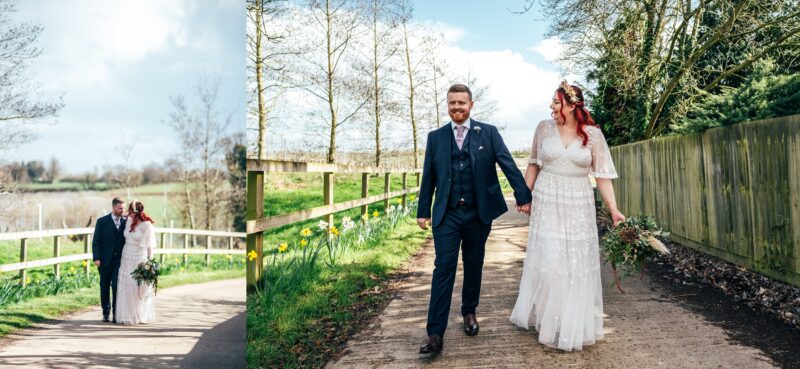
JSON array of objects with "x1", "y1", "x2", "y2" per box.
[
  {"x1": 599, "y1": 213, "x2": 670, "y2": 293},
  {"x1": 131, "y1": 258, "x2": 161, "y2": 296}
]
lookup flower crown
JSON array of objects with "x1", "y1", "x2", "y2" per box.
[
  {"x1": 130, "y1": 199, "x2": 140, "y2": 213},
  {"x1": 559, "y1": 79, "x2": 581, "y2": 104}
]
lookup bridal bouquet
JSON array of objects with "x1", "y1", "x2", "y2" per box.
[
  {"x1": 600, "y1": 214, "x2": 670, "y2": 293},
  {"x1": 131, "y1": 258, "x2": 161, "y2": 296}
]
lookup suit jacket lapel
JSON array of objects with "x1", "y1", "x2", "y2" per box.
[
  {"x1": 442, "y1": 125, "x2": 451, "y2": 175},
  {"x1": 108, "y1": 214, "x2": 118, "y2": 235},
  {"x1": 468, "y1": 121, "x2": 480, "y2": 179}
]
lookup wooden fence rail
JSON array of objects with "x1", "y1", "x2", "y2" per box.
[
  {"x1": 608, "y1": 114, "x2": 800, "y2": 286},
  {"x1": 245, "y1": 159, "x2": 421, "y2": 290},
  {"x1": 1, "y1": 228, "x2": 245, "y2": 287}
]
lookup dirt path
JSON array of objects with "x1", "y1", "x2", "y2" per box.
[
  {"x1": 327, "y1": 199, "x2": 778, "y2": 369},
  {"x1": 0, "y1": 278, "x2": 245, "y2": 369}
]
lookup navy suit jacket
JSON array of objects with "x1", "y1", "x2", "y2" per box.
[
  {"x1": 416, "y1": 120, "x2": 532, "y2": 227},
  {"x1": 91, "y1": 213, "x2": 126, "y2": 267}
]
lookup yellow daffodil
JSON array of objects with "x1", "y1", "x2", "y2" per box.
[
  {"x1": 300, "y1": 228, "x2": 312, "y2": 237},
  {"x1": 373, "y1": 210, "x2": 379, "y2": 218},
  {"x1": 409, "y1": 194, "x2": 416, "y2": 201},
  {"x1": 247, "y1": 250, "x2": 258, "y2": 261},
  {"x1": 180, "y1": 267, "x2": 185, "y2": 272},
  {"x1": 25, "y1": 277, "x2": 31, "y2": 285},
  {"x1": 226, "y1": 254, "x2": 233, "y2": 260},
  {"x1": 300, "y1": 239, "x2": 309, "y2": 248},
  {"x1": 81, "y1": 260, "x2": 87, "y2": 267},
  {"x1": 278, "y1": 243, "x2": 289, "y2": 253},
  {"x1": 174, "y1": 258, "x2": 180, "y2": 264},
  {"x1": 69, "y1": 267, "x2": 76, "y2": 273},
  {"x1": 329, "y1": 226, "x2": 340, "y2": 236}
]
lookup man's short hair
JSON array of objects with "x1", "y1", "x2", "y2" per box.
[
  {"x1": 447, "y1": 84, "x2": 472, "y2": 101},
  {"x1": 112, "y1": 197, "x2": 125, "y2": 206}
]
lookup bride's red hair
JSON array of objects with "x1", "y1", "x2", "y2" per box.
[
  {"x1": 556, "y1": 84, "x2": 597, "y2": 146},
  {"x1": 128, "y1": 200, "x2": 155, "y2": 232}
]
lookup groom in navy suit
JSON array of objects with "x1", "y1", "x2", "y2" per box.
[
  {"x1": 92, "y1": 197, "x2": 127, "y2": 322},
  {"x1": 417, "y1": 84, "x2": 532, "y2": 355}
]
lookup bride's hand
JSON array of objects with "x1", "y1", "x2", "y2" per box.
[{"x1": 611, "y1": 209, "x2": 626, "y2": 226}]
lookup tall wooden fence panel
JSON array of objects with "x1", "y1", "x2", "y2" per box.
[{"x1": 608, "y1": 114, "x2": 800, "y2": 286}]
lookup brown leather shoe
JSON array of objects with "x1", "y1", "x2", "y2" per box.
[
  {"x1": 419, "y1": 334, "x2": 443, "y2": 355},
  {"x1": 463, "y1": 313, "x2": 479, "y2": 336}
]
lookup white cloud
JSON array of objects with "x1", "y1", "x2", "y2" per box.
[
  {"x1": 529, "y1": 36, "x2": 564, "y2": 63},
  {"x1": 21, "y1": 0, "x2": 190, "y2": 88}
]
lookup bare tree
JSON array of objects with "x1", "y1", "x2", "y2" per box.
[
  {"x1": 397, "y1": 1, "x2": 438, "y2": 168},
  {"x1": 164, "y1": 75, "x2": 233, "y2": 231},
  {"x1": 0, "y1": 0, "x2": 63, "y2": 152},
  {"x1": 46, "y1": 156, "x2": 61, "y2": 183},
  {"x1": 355, "y1": 0, "x2": 401, "y2": 167},
  {"x1": 292, "y1": 0, "x2": 367, "y2": 163},
  {"x1": 247, "y1": 0, "x2": 300, "y2": 160}
]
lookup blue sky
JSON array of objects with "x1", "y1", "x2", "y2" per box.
[
  {"x1": 415, "y1": 0, "x2": 552, "y2": 67},
  {"x1": 411, "y1": 0, "x2": 570, "y2": 150},
  {"x1": 9, "y1": 0, "x2": 245, "y2": 174}
]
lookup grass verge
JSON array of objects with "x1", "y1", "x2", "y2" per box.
[{"x1": 247, "y1": 220, "x2": 429, "y2": 368}]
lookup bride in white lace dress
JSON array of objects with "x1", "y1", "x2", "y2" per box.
[
  {"x1": 116, "y1": 200, "x2": 157, "y2": 325},
  {"x1": 510, "y1": 81, "x2": 625, "y2": 351}
]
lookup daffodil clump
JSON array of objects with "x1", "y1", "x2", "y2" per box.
[{"x1": 254, "y1": 198, "x2": 418, "y2": 302}]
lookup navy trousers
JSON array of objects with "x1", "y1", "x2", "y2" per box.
[
  {"x1": 98, "y1": 259, "x2": 120, "y2": 316},
  {"x1": 427, "y1": 205, "x2": 492, "y2": 336}
]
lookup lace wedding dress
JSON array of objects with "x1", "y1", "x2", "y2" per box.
[
  {"x1": 509, "y1": 119, "x2": 618, "y2": 351},
  {"x1": 116, "y1": 220, "x2": 157, "y2": 325}
]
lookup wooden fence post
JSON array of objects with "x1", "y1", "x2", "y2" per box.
[
  {"x1": 402, "y1": 173, "x2": 408, "y2": 208},
  {"x1": 361, "y1": 172, "x2": 369, "y2": 217},
  {"x1": 84, "y1": 234, "x2": 91, "y2": 274},
  {"x1": 19, "y1": 238, "x2": 27, "y2": 287},
  {"x1": 160, "y1": 233, "x2": 166, "y2": 265},
  {"x1": 247, "y1": 169, "x2": 265, "y2": 291},
  {"x1": 205, "y1": 235, "x2": 211, "y2": 267},
  {"x1": 324, "y1": 172, "x2": 334, "y2": 226},
  {"x1": 383, "y1": 173, "x2": 391, "y2": 210},
  {"x1": 53, "y1": 236, "x2": 61, "y2": 278},
  {"x1": 183, "y1": 234, "x2": 189, "y2": 266}
]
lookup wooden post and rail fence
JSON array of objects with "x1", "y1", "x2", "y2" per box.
[
  {"x1": 245, "y1": 159, "x2": 422, "y2": 290},
  {"x1": 1, "y1": 228, "x2": 246, "y2": 287}
]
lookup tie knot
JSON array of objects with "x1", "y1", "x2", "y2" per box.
[{"x1": 456, "y1": 125, "x2": 467, "y2": 132}]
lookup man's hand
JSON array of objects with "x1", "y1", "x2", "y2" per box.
[
  {"x1": 516, "y1": 203, "x2": 531, "y2": 215},
  {"x1": 417, "y1": 218, "x2": 431, "y2": 230},
  {"x1": 94, "y1": 260, "x2": 101, "y2": 267}
]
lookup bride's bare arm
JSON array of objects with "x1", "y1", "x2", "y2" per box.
[
  {"x1": 524, "y1": 164, "x2": 539, "y2": 192},
  {"x1": 596, "y1": 178, "x2": 625, "y2": 225}
]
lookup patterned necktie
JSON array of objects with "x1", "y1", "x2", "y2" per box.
[
  {"x1": 114, "y1": 217, "x2": 120, "y2": 230},
  {"x1": 455, "y1": 125, "x2": 467, "y2": 150}
]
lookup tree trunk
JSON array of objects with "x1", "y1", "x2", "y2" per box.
[
  {"x1": 402, "y1": 22, "x2": 419, "y2": 169},
  {"x1": 254, "y1": 0, "x2": 268, "y2": 160},
  {"x1": 325, "y1": 0, "x2": 337, "y2": 164}
]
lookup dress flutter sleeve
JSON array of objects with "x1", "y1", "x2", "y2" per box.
[
  {"x1": 143, "y1": 222, "x2": 156, "y2": 256},
  {"x1": 529, "y1": 120, "x2": 549, "y2": 166},
  {"x1": 589, "y1": 127, "x2": 618, "y2": 178}
]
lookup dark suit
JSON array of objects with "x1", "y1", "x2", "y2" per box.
[
  {"x1": 92, "y1": 213, "x2": 126, "y2": 317},
  {"x1": 417, "y1": 119, "x2": 531, "y2": 337}
]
